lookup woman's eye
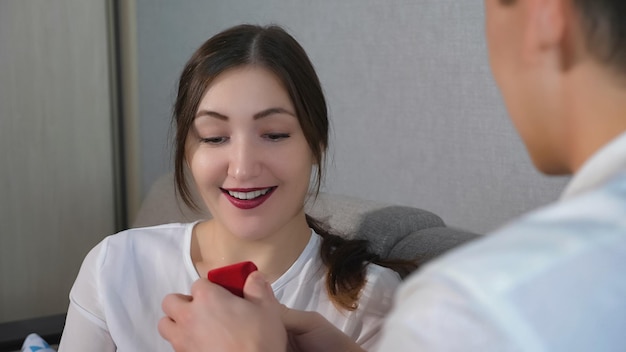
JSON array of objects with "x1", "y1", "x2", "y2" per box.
[
  {"x1": 264, "y1": 133, "x2": 290, "y2": 141},
  {"x1": 200, "y1": 136, "x2": 228, "y2": 145}
]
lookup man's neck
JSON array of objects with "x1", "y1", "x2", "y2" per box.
[{"x1": 562, "y1": 62, "x2": 626, "y2": 173}]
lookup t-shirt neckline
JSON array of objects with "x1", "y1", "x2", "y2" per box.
[{"x1": 182, "y1": 221, "x2": 319, "y2": 290}]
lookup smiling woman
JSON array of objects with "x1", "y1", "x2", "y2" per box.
[{"x1": 57, "y1": 24, "x2": 416, "y2": 352}]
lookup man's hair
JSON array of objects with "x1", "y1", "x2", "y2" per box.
[
  {"x1": 501, "y1": 0, "x2": 626, "y2": 76},
  {"x1": 573, "y1": 0, "x2": 626, "y2": 76}
]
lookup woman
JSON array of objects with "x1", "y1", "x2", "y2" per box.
[{"x1": 59, "y1": 24, "x2": 414, "y2": 351}]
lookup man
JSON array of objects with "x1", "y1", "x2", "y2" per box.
[{"x1": 158, "y1": 0, "x2": 626, "y2": 350}]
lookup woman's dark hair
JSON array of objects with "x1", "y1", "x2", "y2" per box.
[
  {"x1": 172, "y1": 24, "x2": 417, "y2": 310},
  {"x1": 500, "y1": 0, "x2": 626, "y2": 77}
]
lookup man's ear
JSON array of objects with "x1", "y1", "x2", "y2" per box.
[{"x1": 521, "y1": 0, "x2": 566, "y2": 64}]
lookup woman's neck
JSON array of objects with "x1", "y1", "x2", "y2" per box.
[{"x1": 190, "y1": 215, "x2": 312, "y2": 283}]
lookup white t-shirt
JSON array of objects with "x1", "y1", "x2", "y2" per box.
[
  {"x1": 58, "y1": 222, "x2": 401, "y2": 352},
  {"x1": 377, "y1": 131, "x2": 626, "y2": 352}
]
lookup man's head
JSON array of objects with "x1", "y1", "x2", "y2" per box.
[{"x1": 485, "y1": 0, "x2": 626, "y2": 174}]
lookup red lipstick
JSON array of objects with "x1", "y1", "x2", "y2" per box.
[{"x1": 221, "y1": 187, "x2": 276, "y2": 210}]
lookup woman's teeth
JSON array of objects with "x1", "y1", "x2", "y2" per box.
[{"x1": 227, "y1": 188, "x2": 271, "y2": 200}]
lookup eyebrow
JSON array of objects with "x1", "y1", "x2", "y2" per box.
[{"x1": 195, "y1": 107, "x2": 296, "y2": 120}]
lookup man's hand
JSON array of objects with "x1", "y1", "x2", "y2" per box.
[
  {"x1": 282, "y1": 307, "x2": 366, "y2": 352},
  {"x1": 159, "y1": 271, "x2": 287, "y2": 352}
]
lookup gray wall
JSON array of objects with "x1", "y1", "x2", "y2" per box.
[{"x1": 135, "y1": 0, "x2": 569, "y2": 234}]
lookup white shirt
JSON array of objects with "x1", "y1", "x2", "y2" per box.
[
  {"x1": 377, "y1": 131, "x2": 626, "y2": 352},
  {"x1": 58, "y1": 223, "x2": 400, "y2": 352}
]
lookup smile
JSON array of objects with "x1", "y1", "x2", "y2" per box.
[
  {"x1": 227, "y1": 188, "x2": 272, "y2": 200},
  {"x1": 221, "y1": 187, "x2": 277, "y2": 209}
]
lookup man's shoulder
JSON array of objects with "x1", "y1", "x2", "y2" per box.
[
  {"x1": 394, "y1": 177, "x2": 626, "y2": 350},
  {"x1": 416, "y1": 175, "x2": 626, "y2": 296}
]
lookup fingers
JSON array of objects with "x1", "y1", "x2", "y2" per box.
[
  {"x1": 160, "y1": 277, "x2": 288, "y2": 352},
  {"x1": 157, "y1": 315, "x2": 176, "y2": 342},
  {"x1": 159, "y1": 292, "x2": 192, "y2": 350},
  {"x1": 281, "y1": 306, "x2": 325, "y2": 334},
  {"x1": 190, "y1": 277, "x2": 221, "y2": 298},
  {"x1": 161, "y1": 293, "x2": 192, "y2": 318},
  {"x1": 158, "y1": 314, "x2": 191, "y2": 351},
  {"x1": 243, "y1": 271, "x2": 275, "y2": 305},
  {"x1": 281, "y1": 307, "x2": 366, "y2": 352}
]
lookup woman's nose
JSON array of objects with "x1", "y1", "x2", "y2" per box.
[{"x1": 227, "y1": 139, "x2": 262, "y2": 181}]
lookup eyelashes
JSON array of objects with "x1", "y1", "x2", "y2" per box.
[
  {"x1": 263, "y1": 133, "x2": 290, "y2": 141},
  {"x1": 199, "y1": 136, "x2": 228, "y2": 145},
  {"x1": 198, "y1": 133, "x2": 291, "y2": 145}
]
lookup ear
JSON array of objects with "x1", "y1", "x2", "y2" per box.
[{"x1": 521, "y1": 0, "x2": 566, "y2": 64}]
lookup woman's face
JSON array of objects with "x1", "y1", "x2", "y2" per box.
[{"x1": 186, "y1": 66, "x2": 314, "y2": 240}]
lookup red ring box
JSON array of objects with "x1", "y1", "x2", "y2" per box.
[{"x1": 207, "y1": 261, "x2": 258, "y2": 298}]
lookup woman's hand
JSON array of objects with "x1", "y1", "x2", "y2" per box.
[{"x1": 159, "y1": 271, "x2": 287, "y2": 352}]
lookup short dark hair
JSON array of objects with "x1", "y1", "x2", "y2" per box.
[
  {"x1": 500, "y1": 0, "x2": 626, "y2": 76},
  {"x1": 173, "y1": 24, "x2": 328, "y2": 210},
  {"x1": 573, "y1": 0, "x2": 626, "y2": 76}
]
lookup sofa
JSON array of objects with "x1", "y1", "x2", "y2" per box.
[{"x1": 0, "y1": 173, "x2": 479, "y2": 351}]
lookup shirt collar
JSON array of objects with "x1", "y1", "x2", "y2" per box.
[{"x1": 560, "y1": 131, "x2": 626, "y2": 201}]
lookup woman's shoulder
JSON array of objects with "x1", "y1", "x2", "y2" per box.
[
  {"x1": 68, "y1": 222, "x2": 199, "y2": 334},
  {"x1": 118, "y1": 221, "x2": 194, "y2": 235},
  {"x1": 106, "y1": 222, "x2": 194, "y2": 244},
  {"x1": 86, "y1": 222, "x2": 196, "y2": 264}
]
